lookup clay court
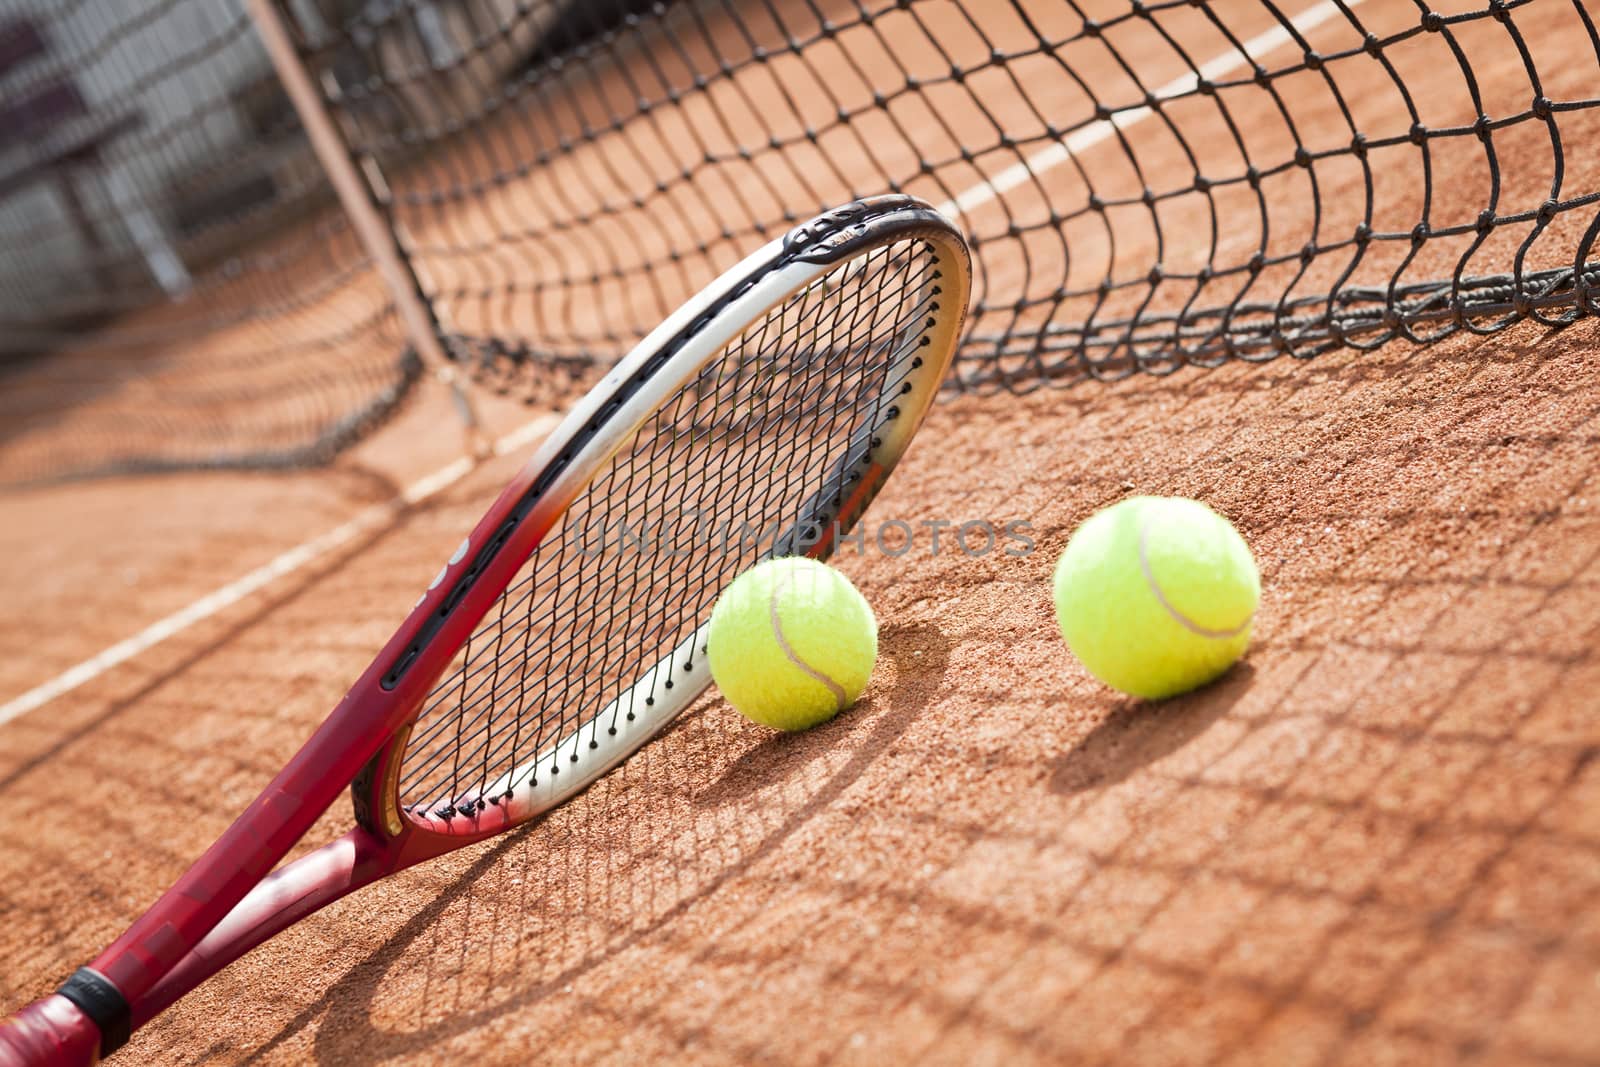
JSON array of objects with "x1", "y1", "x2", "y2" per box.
[{"x1": 1, "y1": 0, "x2": 1597, "y2": 1063}]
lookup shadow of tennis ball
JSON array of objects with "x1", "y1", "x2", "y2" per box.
[
  {"x1": 695, "y1": 620, "x2": 955, "y2": 809},
  {"x1": 1047, "y1": 662, "x2": 1255, "y2": 795},
  {"x1": 282, "y1": 621, "x2": 955, "y2": 1065}
]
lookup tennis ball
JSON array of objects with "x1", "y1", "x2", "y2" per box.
[
  {"x1": 708, "y1": 557, "x2": 877, "y2": 730},
  {"x1": 1053, "y1": 496, "x2": 1259, "y2": 700}
]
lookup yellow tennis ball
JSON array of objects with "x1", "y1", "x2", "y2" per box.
[
  {"x1": 1053, "y1": 496, "x2": 1259, "y2": 700},
  {"x1": 708, "y1": 557, "x2": 878, "y2": 730}
]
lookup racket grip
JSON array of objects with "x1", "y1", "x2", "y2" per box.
[{"x1": 0, "y1": 996, "x2": 102, "y2": 1066}]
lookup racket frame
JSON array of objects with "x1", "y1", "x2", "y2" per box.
[{"x1": 1, "y1": 195, "x2": 970, "y2": 1064}]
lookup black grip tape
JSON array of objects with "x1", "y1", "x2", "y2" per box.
[{"x1": 57, "y1": 967, "x2": 131, "y2": 1055}]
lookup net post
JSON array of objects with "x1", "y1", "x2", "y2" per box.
[{"x1": 244, "y1": 0, "x2": 490, "y2": 458}]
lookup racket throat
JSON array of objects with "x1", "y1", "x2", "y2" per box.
[{"x1": 351, "y1": 723, "x2": 412, "y2": 837}]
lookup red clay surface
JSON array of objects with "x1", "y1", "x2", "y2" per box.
[
  {"x1": 2, "y1": 0, "x2": 1599, "y2": 1063},
  {"x1": 1, "y1": 316, "x2": 1596, "y2": 1066}
]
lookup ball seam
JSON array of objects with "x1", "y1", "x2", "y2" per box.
[
  {"x1": 1137, "y1": 522, "x2": 1253, "y2": 639},
  {"x1": 768, "y1": 568, "x2": 849, "y2": 710}
]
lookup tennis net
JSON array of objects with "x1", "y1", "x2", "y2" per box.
[
  {"x1": 0, "y1": 1, "x2": 417, "y2": 485},
  {"x1": 309, "y1": 0, "x2": 1600, "y2": 393},
  {"x1": 4, "y1": 0, "x2": 1598, "y2": 483}
]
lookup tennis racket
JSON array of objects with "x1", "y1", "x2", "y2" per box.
[{"x1": 0, "y1": 194, "x2": 970, "y2": 1064}]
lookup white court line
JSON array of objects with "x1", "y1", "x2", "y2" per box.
[
  {"x1": 0, "y1": 2, "x2": 1350, "y2": 729},
  {"x1": 936, "y1": 0, "x2": 1362, "y2": 219},
  {"x1": 0, "y1": 416, "x2": 557, "y2": 728}
]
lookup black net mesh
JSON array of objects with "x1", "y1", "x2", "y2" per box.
[
  {"x1": 0, "y1": 0, "x2": 418, "y2": 486},
  {"x1": 7, "y1": 0, "x2": 1599, "y2": 483},
  {"x1": 299, "y1": 0, "x2": 1600, "y2": 396},
  {"x1": 398, "y1": 237, "x2": 941, "y2": 819}
]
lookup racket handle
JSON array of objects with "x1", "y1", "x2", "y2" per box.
[{"x1": 0, "y1": 995, "x2": 101, "y2": 1066}]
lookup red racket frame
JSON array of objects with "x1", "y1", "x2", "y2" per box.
[
  {"x1": 0, "y1": 195, "x2": 971, "y2": 1065},
  {"x1": 3, "y1": 456, "x2": 567, "y2": 1062}
]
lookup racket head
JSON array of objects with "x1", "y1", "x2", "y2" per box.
[
  {"x1": 0, "y1": 197, "x2": 969, "y2": 1067},
  {"x1": 353, "y1": 195, "x2": 971, "y2": 857}
]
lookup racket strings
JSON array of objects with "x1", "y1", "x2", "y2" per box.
[
  {"x1": 404, "y1": 265, "x2": 936, "y2": 812},
  {"x1": 399, "y1": 239, "x2": 942, "y2": 819},
  {"x1": 436, "y1": 256, "x2": 936, "y2": 800},
  {"x1": 408, "y1": 268, "x2": 936, "y2": 758}
]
